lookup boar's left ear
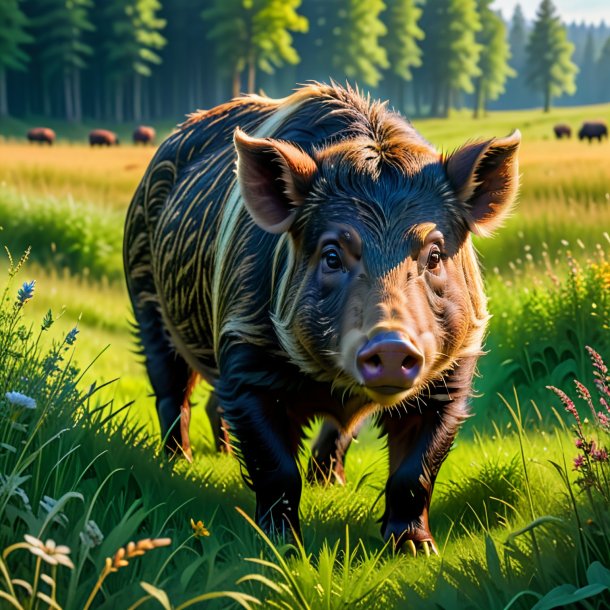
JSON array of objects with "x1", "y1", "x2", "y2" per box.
[
  {"x1": 444, "y1": 130, "x2": 521, "y2": 237},
  {"x1": 234, "y1": 128, "x2": 318, "y2": 234}
]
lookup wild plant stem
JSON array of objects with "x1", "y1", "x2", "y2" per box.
[{"x1": 82, "y1": 564, "x2": 111, "y2": 610}]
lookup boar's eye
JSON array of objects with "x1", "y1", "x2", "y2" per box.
[
  {"x1": 321, "y1": 246, "x2": 344, "y2": 272},
  {"x1": 426, "y1": 245, "x2": 443, "y2": 271}
]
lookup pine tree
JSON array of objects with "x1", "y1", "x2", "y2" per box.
[
  {"x1": 419, "y1": 0, "x2": 481, "y2": 117},
  {"x1": 0, "y1": 0, "x2": 31, "y2": 117},
  {"x1": 473, "y1": 0, "x2": 515, "y2": 117},
  {"x1": 204, "y1": 0, "x2": 307, "y2": 97},
  {"x1": 525, "y1": 0, "x2": 578, "y2": 112},
  {"x1": 330, "y1": 0, "x2": 389, "y2": 87},
  {"x1": 31, "y1": 0, "x2": 94, "y2": 122},
  {"x1": 577, "y1": 31, "x2": 597, "y2": 104},
  {"x1": 597, "y1": 36, "x2": 610, "y2": 103},
  {"x1": 507, "y1": 4, "x2": 530, "y2": 108},
  {"x1": 103, "y1": 0, "x2": 167, "y2": 122},
  {"x1": 383, "y1": 0, "x2": 424, "y2": 112}
]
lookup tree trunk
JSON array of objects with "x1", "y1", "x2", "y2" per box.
[
  {"x1": 473, "y1": 78, "x2": 482, "y2": 118},
  {"x1": 73, "y1": 68, "x2": 82, "y2": 123},
  {"x1": 544, "y1": 81, "x2": 551, "y2": 112},
  {"x1": 442, "y1": 86, "x2": 451, "y2": 118},
  {"x1": 115, "y1": 80, "x2": 124, "y2": 123},
  {"x1": 396, "y1": 78, "x2": 405, "y2": 114},
  {"x1": 247, "y1": 56, "x2": 256, "y2": 93},
  {"x1": 413, "y1": 83, "x2": 422, "y2": 117},
  {"x1": 232, "y1": 69, "x2": 241, "y2": 98},
  {"x1": 134, "y1": 73, "x2": 142, "y2": 122},
  {"x1": 0, "y1": 68, "x2": 7, "y2": 117},
  {"x1": 64, "y1": 70, "x2": 74, "y2": 122},
  {"x1": 430, "y1": 81, "x2": 440, "y2": 117}
]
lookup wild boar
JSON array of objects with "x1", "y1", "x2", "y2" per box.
[
  {"x1": 133, "y1": 125, "x2": 156, "y2": 145},
  {"x1": 578, "y1": 121, "x2": 608, "y2": 142},
  {"x1": 27, "y1": 127, "x2": 56, "y2": 145},
  {"x1": 124, "y1": 83, "x2": 520, "y2": 553},
  {"x1": 89, "y1": 129, "x2": 119, "y2": 146},
  {"x1": 553, "y1": 124, "x2": 571, "y2": 139}
]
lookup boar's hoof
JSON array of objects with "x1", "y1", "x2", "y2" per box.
[
  {"x1": 402, "y1": 539, "x2": 438, "y2": 558},
  {"x1": 384, "y1": 524, "x2": 438, "y2": 557}
]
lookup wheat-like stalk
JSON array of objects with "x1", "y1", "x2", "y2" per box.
[{"x1": 83, "y1": 538, "x2": 171, "y2": 610}]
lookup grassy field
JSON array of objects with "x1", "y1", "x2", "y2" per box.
[{"x1": 0, "y1": 102, "x2": 609, "y2": 608}]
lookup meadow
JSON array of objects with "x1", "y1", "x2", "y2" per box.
[{"x1": 0, "y1": 102, "x2": 609, "y2": 609}]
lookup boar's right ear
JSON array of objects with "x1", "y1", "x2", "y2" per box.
[
  {"x1": 234, "y1": 128, "x2": 317, "y2": 234},
  {"x1": 444, "y1": 130, "x2": 521, "y2": 237}
]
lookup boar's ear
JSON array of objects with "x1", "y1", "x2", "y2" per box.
[
  {"x1": 234, "y1": 128, "x2": 318, "y2": 234},
  {"x1": 444, "y1": 130, "x2": 521, "y2": 237}
]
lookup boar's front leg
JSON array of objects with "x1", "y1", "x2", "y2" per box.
[
  {"x1": 381, "y1": 398, "x2": 467, "y2": 555},
  {"x1": 217, "y1": 347, "x2": 302, "y2": 540}
]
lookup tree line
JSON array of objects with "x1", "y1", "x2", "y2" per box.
[{"x1": 0, "y1": 0, "x2": 608, "y2": 124}]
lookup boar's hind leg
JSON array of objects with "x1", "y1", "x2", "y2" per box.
[
  {"x1": 307, "y1": 419, "x2": 359, "y2": 485},
  {"x1": 381, "y1": 401, "x2": 466, "y2": 554},
  {"x1": 130, "y1": 297, "x2": 194, "y2": 459}
]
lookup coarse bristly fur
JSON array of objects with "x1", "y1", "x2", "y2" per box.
[{"x1": 124, "y1": 81, "x2": 520, "y2": 549}]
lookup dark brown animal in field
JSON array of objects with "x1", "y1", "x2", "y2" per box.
[
  {"x1": 578, "y1": 121, "x2": 608, "y2": 142},
  {"x1": 89, "y1": 129, "x2": 119, "y2": 146},
  {"x1": 133, "y1": 125, "x2": 156, "y2": 145},
  {"x1": 27, "y1": 127, "x2": 56, "y2": 145},
  {"x1": 553, "y1": 124, "x2": 571, "y2": 139},
  {"x1": 124, "y1": 83, "x2": 520, "y2": 553}
]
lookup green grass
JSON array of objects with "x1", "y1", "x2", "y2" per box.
[{"x1": 1, "y1": 103, "x2": 610, "y2": 608}]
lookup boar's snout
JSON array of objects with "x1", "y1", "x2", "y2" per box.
[{"x1": 356, "y1": 332, "x2": 423, "y2": 396}]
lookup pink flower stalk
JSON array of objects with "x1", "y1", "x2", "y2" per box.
[
  {"x1": 547, "y1": 385, "x2": 581, "y2": 425},
  {"x1": 575, "y1": 437, "x2": 584, "y2": 448},
  {"x1": 573, "y1": 455, "x2": 585, "y2": 469},
  {"x1": 586, "y1": 346, "x2": 608, "y2": 376},
  {"x1": 592, "y1": 448, "x2": 609, "y2": 463},
  {"x1": 575, "y1": 380, "x2": 591, "y2": 401}
]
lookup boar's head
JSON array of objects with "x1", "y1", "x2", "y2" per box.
[{"x1": 234, "y1": 119, "x2": 520, "y2": 409}]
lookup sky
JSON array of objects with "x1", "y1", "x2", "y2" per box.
[{"x1": 493, "y1": 0, "x2": 610, "y2": 24}]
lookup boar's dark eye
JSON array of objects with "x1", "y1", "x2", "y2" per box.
[
  {"x1": 427, "y1": 246, "x2": 443, "y2": 271},
  {"x1": 322, "y1": 246, "x2": 344, "y2": 272}
]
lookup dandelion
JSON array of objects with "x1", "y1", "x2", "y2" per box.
[
  {"x1": 190, "y1": 518, "x2": 210, "y2": 537},
  {"x1": 16, "y1": 280, "x2": 35, "y2": 305},
  {"x1": 24, "y1": 535, "x2": 74, "y2": 568},
  {"x1": 5, "y1": 391, "x2": 36, "y2": 410}
]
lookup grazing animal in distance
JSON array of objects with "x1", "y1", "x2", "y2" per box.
[
  {"x1": 89, "y1": 129, "x2": 119, "y2": 146},
  {"x1": 27, "y1": 127, "x2": 56, "y2": 145},
  {"x1": 133, "y1": 125, "x2": 156, "y2": 145},
  {"x1": 553, "y1": 124, "x2": 571, "y2": 139},
  {"x1": 124, "y1": 83, "x2": 520, "y2": 553},
  {"x1": 578, "y1": 121, "x2": 608, "y2": 142}
]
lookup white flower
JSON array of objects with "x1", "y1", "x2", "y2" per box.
[
  {"x1": 24, "y1": 535, "x2": 74, "y2": 568},
  {"x1": 5, "y1": 392, "x2": 36, "y2": 409}
]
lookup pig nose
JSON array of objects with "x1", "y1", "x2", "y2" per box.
[{"x1": 357, "y1": 332, "x2": 423, "y2": 393}]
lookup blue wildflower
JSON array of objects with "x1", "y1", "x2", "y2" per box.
[
  {"x1": 17, "y1": 280, "x2": 35, "y2": 305},
  {"x1": 65, "y1": 327, "x2": 79, "y2": 346}
]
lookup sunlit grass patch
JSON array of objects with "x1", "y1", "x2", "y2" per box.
[{"x1": 0, "y1": 141, "x2": 156, "y2": 210}]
